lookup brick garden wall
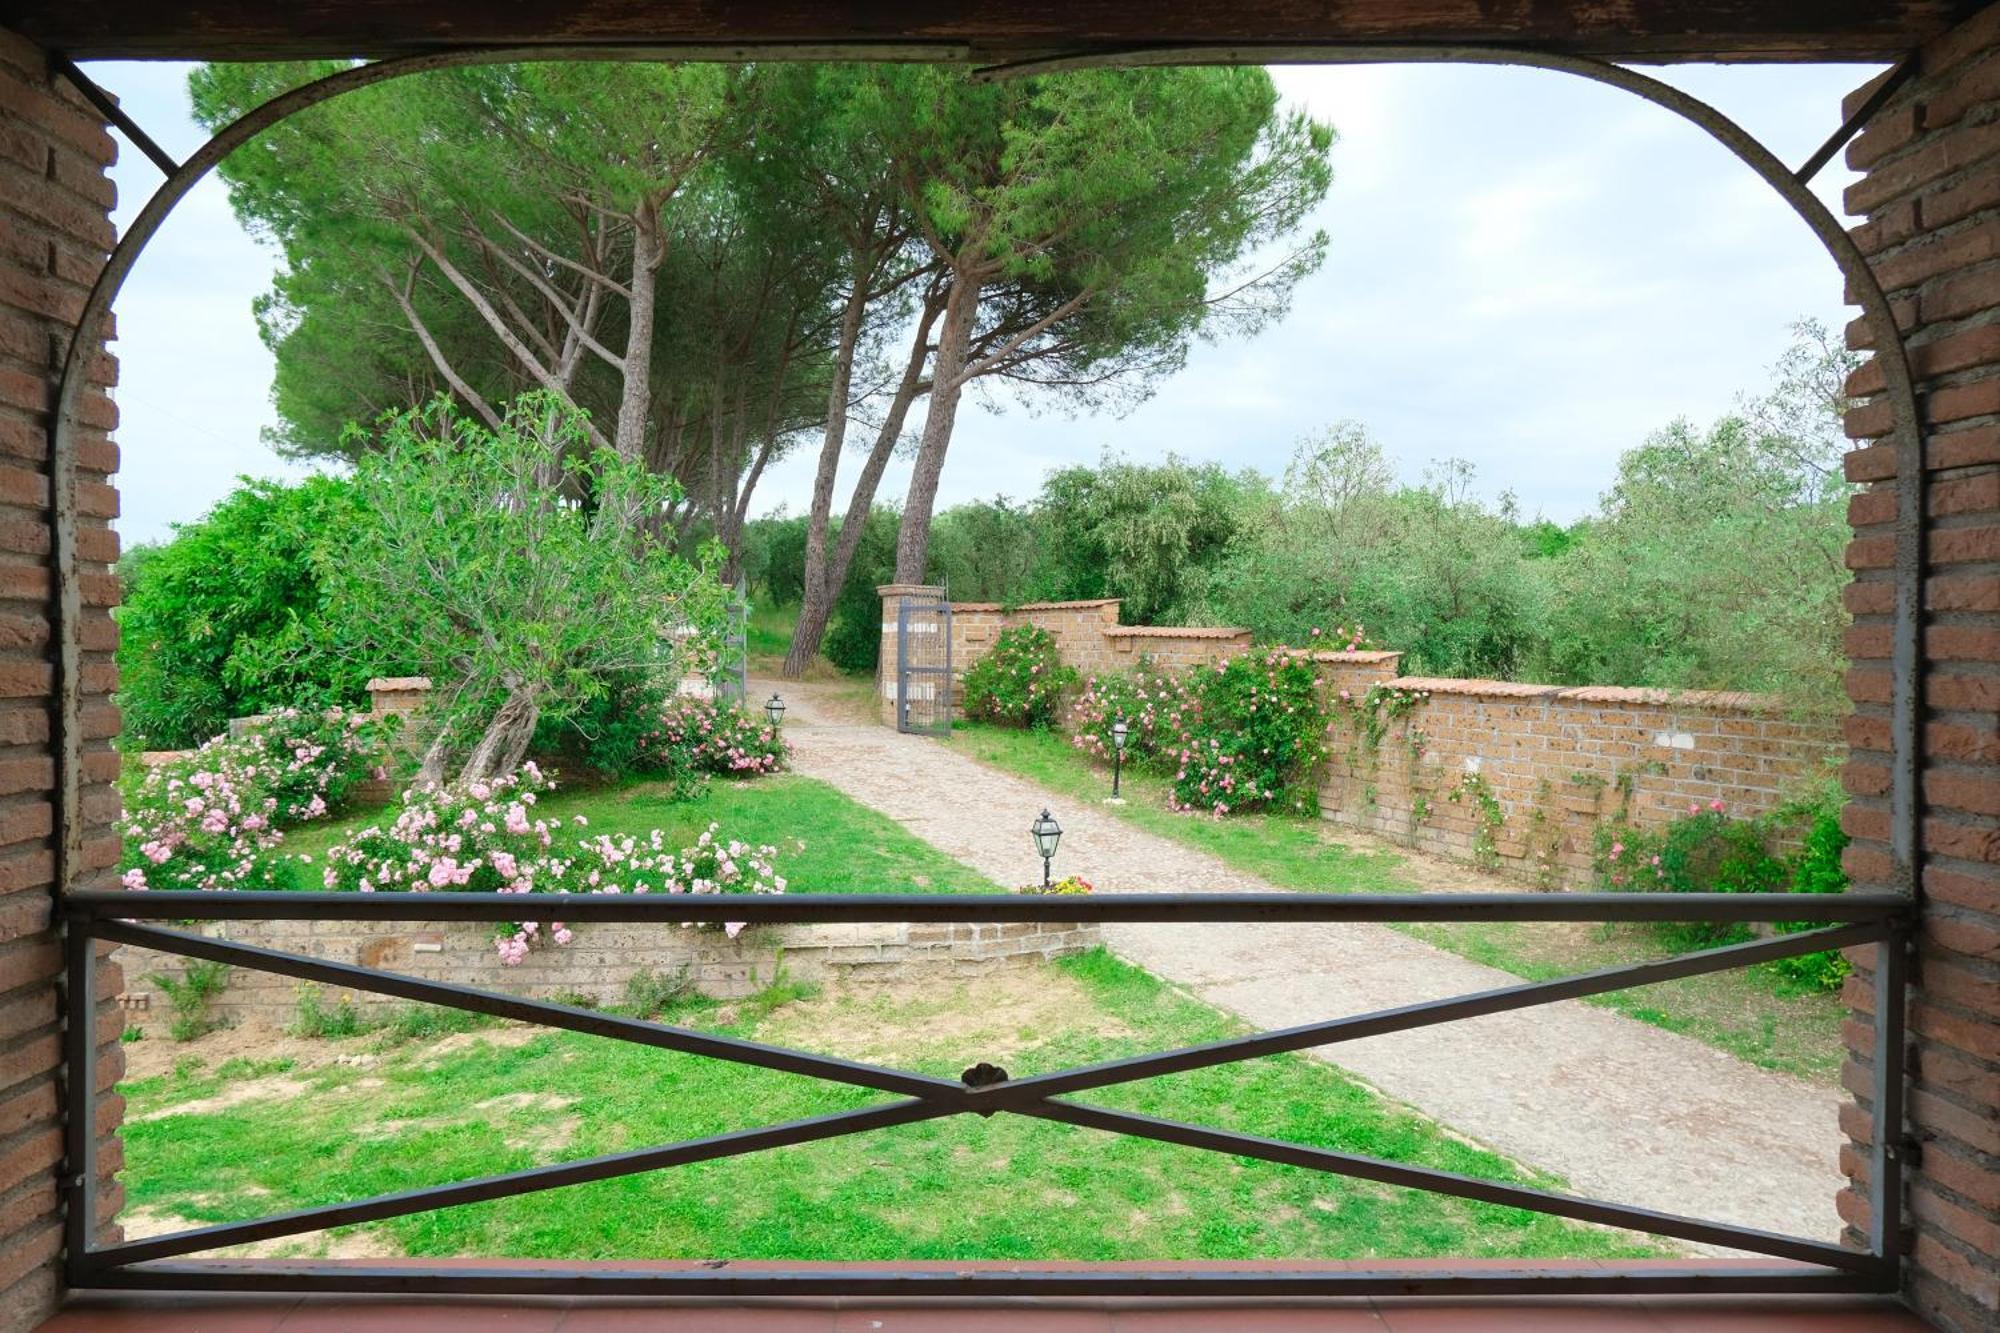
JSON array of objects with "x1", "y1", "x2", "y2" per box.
[
  {"x1": 875, "y1": 585, "x2": 1249, "y2": 724},
  {"x1": 1311, "y1": 653, "x2": 1842, "y2": 888},
  {"x1": 0, "y1": 30, "x2": 122, "y2": 1333},
  {"x1": 1836, "y1": 9, "x2": 2000, "y2": 1327},
  {"x1": 115, "y1": 917, "x2": 1101, "y2": 1033}
]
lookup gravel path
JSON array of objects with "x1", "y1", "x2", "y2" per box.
[{"x1": 772, "y1": 680, "x2": 1847, "y2": 1248}]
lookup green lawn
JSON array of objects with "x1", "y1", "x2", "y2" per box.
[
  {"x1": 119, "y1": 948, "x2": 1663, "y2": 1263},
  {"x1": 946, "y1": 723, "x2": 1844, "y2": 1082},
  {"x1": 277, "y1": 773, "x2": 1000, "y2": 896}
]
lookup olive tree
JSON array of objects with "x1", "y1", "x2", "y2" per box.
[{"x1": 329, "y1": 392, "x2": 728, "y2": 784}]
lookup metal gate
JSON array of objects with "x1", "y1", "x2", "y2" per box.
[{"x1": 895, "y1": 595, "x2": 953, "y2": 735}]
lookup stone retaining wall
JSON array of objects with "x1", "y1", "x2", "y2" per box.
[{"x1": 115, "y1": 916, "x2": 1100, "y2": 1032}]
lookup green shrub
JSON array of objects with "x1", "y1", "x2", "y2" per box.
[
  {"x1": 1593, "y1": 791, "x2": 1852, "y2": 990},
  {"x1": 962, "y1": 625, "x2": 1077, "y2": 729},
  {"x1": 624, "y1": 965, "x2": 698, "y2": 1019},
  {"x1": 291, "y1": 984, "x2": 370, "y2": 1039},
  {"x1": 151, "y1": 961, "x2": 230, "y2": 1041},
  {"x1": 116, "y1": 475, "x2": 379, "y2": 749}
]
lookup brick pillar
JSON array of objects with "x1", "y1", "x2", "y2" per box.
[
  {"x1": 1838, "y1": 8, "x2": 2000, "y2": 1328},
  {"x1": 0, "y1": 26, "x2": 123, "y2": 1333},
  {"x1": 875, "y1": 584, "x2": 943, "y2": 726}
]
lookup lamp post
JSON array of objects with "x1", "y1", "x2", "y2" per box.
[
  {"x1": 1030, "y1": 808, "x2": 1062, "y2": 889},
  {"x1": 1110, "y1": 717, "x2": 1129, "y2": 799},
  {"x1": 764, "y1": 693, "x2": 786, "y2": 729}
]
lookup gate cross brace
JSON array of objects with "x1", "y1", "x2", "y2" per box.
[{"x1": 77, "y1": 919, "x2": 1878, "y2": 1278}]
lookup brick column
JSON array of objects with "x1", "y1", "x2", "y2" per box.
[
  {"x1": 0, "y1": 26, "x2": 123, "y2": 1333},
  {"x1": 1838, "y1": 8, "x2": 2000, "y2": 1328}
]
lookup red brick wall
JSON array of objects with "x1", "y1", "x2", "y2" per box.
[
  {"x1": 1316, "y1": 667, "x2": 1841, "y2": 887},
  {"x1": 1838, "y1": 8, "x2": 2000, "y2": 1328},
  {"x1": 0, "y1": 28, "x2": 123, "y2": 1333}
]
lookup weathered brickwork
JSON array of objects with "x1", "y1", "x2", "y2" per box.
[
  {"x1": 115, "y1": 917, "x2": 1100, "y2": 1032},
  {"x1": 1838, "y1": 9, "x2": 2000, "y2": 1328},
  {"x1": 875, "y1": 586, "x2": 1249, "y2": 723},
  {"x1": 0, "y1": 28, "x2": 121, "y2": 1333},
  {"x1": 1312, "y1": 655, "x2": 1842, "y2": 888}
]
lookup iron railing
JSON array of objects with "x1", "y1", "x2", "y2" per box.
[{"x1": 61, "y1": 888, "x2": 1910, "y2": 1298}]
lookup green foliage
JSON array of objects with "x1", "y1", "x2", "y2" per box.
[
  {"x1": 623, "y1": 966, "x2": 699, "y2": 1020},
  {"x1": 820, "y1": 508, "x2": 900, "y2": 674},
  {"x1": 1170, "y1": 648, "x2": 1329, "y2": 816},
  {"x1": 1447, "y1": 772, "x2": 1506, "y2": 870},
  {"x1": 330, "y1": 393, "x2": 727, "y2": 780},
  {"x1": 116, "y1": 476, "x2": 377, "y2": 749},
  {"x1": 1593, "y1": 788, "x2": 1852, "y2": 989},
  {"x1": 1067, "y1": 660, "x2": 1196, "y2": 772},
  {"x1": 291, "y1": 984, "x2": 369, "y2": 1039},
  {"x1": 1030, "y1": 455, "x2": 1263, "y2": 623},
  {"x1": 151, "y1": 961, "x2": 231, "y2": 1042},
  {"x1": 961, "y1": 625, "x2": 1078, "y2": 729}
]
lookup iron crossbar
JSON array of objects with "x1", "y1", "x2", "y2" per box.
[{"x1": 62, "y1": 890, "x2": 1910, "y2": 1298}]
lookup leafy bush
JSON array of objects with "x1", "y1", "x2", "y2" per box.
[
  {"x1": 151, "y1": 961, "x2": 231, "y2": 1041},
  {"x1": 1169, "y1": 648, "x2": 1329, "y2": 816},
  {"x1": 291, "y1": 984, "x2": 369, "y2": 1039},
  {"x1": 1593, "y1": 791, "x2": 1852, "y2": 989},
  {"x1": 115, "y1": 476, "x2": 379, "y2": 750},
  {"x1": 962, "y1": 625, "x2": 1078, "y2": 729},
  {"x1": 1068, "y1": 660, "x2": 1197, "y2": 771},
  {"x1": 320, "y1": 765, "x2": 786, "y2": 962},
  {"x1": 120, "y1": 708, "x2": 389, "y2": 892}
]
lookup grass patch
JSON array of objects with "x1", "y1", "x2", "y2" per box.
[
  {"x1": 119, "y1": 948, "x2": 1664, "y2": 1263},
  {"x1": 277, "y1": 773, "x2": 1001, "y2": 896},
  {"x1": 948, "y1": 723, "x2": 1409, "y2": 894},
  {"x1": 948, "y1": 722, "x2": 1842, "y2": 1082}
]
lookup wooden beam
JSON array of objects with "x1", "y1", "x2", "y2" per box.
[{"x1": 12, "y1": 0, "x2": 1979, "y2": 63}]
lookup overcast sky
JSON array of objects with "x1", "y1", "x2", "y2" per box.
[{"x1": 88, "y1": 58, "x2": 1880, "y2": 546}]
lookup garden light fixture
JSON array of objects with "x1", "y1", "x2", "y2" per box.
[
  {"x1": 764, "y1": 693, "x2": 786, "y2": 728},
  {"x1": 1031, "y1": 808, "x2": 1062, "y2": 888},
  {"x1": 1111, "y1": 717, "x2": 1129, "y2": 798}
]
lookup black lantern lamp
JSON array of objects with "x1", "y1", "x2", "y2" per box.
[
  {"x1": 764, "y1": 693, "x2": 786, "y2": 728},
  {"x1": 1110, "y1": 717, "x2": 1130, "y2": 798},
  {"x1": 1030, "y1": 808, "x2": 1062, "y2": 889}
]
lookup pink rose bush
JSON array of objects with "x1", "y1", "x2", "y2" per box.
[
  {"x1": 1067, "y1": 662, "x2": 1197, "y2": 770},
  {"x1": 120, "y1": 707, "x2": 390, "y2": 892},
  {"x1": 319, "y1": 762, "x2": 786, "y2": 963},
  {"x1": 1061, "y1": 647, "x2": 1329, "y2": 818},
  {"x1": 635, "y1": 697, "x2": 788, "y2": 779}
]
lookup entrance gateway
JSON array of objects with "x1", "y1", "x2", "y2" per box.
[{"x1": 895, "y1": 593, "x2": 954, "y2": 735}]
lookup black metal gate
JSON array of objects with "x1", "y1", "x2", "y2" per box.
[{"x1": 895, "y1": 595, "x2": 953, "y2": 735}]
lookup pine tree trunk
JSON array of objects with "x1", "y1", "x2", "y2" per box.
[
  {"x1": 786, "y1": 288, "x2": 943, "y2": 676},
  {"x1": 895, "y1": 273, "x2": 980, "y2": 583}
]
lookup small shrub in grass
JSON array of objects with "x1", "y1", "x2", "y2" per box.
[
  {"x1": 375, "y1": 1004, "x2": 491, "y2": 1045},
  {"x1": 291, "y1": 984, "x2": 369, "y2": 1039},
  {"x1": 151, "y1": 960, "x2": 230, "y2": 1041},
  {"x1": 1169, "y1": 647, "x2": 1329, "y2": 816},
  {"x1": 963, "y1": 625, "x2": 1077, "y2": 729},
  {"x1": 624, "y1": 965, "x2": 698, "y2": 1019}
]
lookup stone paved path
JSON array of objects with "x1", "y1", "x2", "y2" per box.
[{"x1": 770, "y1": 680, "x2": 1848, "y2": 1249}]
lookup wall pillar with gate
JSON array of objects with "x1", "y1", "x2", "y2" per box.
[{"x1": 875, "y1": 584, "x2": 947, "y2": 726}]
